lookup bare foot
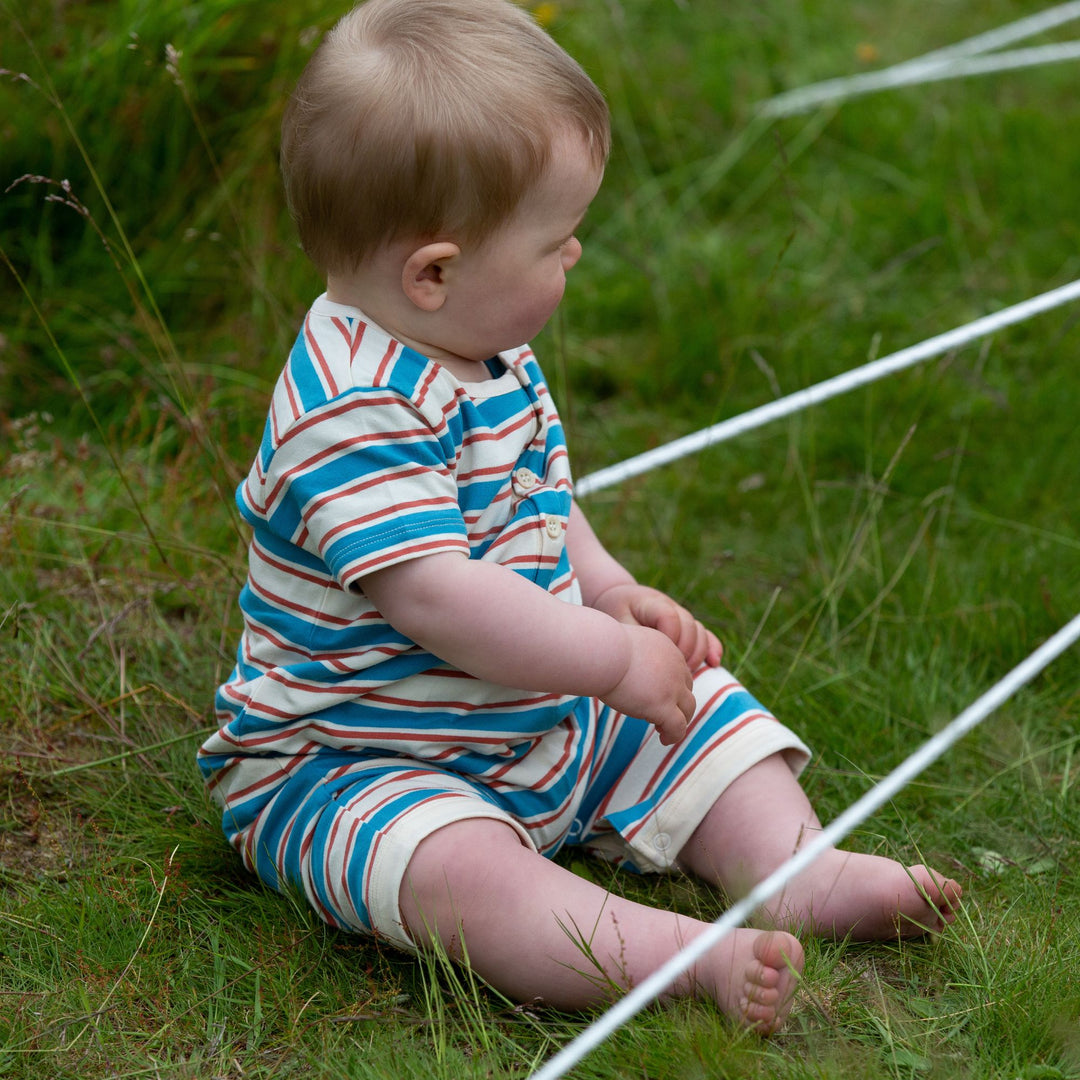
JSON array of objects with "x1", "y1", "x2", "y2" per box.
[
  {"x1": 685, "y1": 928, "x2": 803, "y2": 1034},
  {"x1": 760, "y1": 850, "x2": 962, "y2": 940}
]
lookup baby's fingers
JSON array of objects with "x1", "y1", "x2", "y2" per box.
[
  {"x1": 654, "y1": 703, "x2": 690, "y2": 745},
  {"x1": 702, "y1": 626, "x2": 723, "y2": 667},
  {"x1": 646, "y1": 603, "x2": 689, "y2": 645},
  {"x1": 678, "y1": 618, "x2": 723, "y2": 671},
  {"x1": 650, "y1": 667, "x2": 695, "y2": 745},
  {"x1": 664, "y1": 607, "x2": 706, "y2": 662}
]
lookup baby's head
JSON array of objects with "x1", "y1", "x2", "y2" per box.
[{"x1": 281, "y1": 0, "x2": 611, "y2": 277}]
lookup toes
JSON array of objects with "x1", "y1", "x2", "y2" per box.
[
  {"x1": 743, "y1": 960, "x2": 781, "y2": 991},
  {"x1": 740, "y1": 995, "x2": 783, "y2": 1034},
  {"x1": 909, "y1": 865, "x2": 963, "y2": 916},
  {"x1": 941, "y1": 878, "x2": 963, "y2": 913},
  {"x1": 750, "y1": 930, "x2": 805, "y2": 978},
  {"x1": 716, "y1": 931, "x2": 802, "y2": 1036},
  {"x1": 891, "y1": 865, "x2": 963, "y2": 936},
  {"x1": 743, "y1": 982, "x2": 781, "y2": 1007},
  {"x1": 740, "y1": 931, "x2": 802, "y2": 1034}
]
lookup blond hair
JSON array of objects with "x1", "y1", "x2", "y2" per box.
[{"x1": 281, "y1": 0, "x2": 610, "y2": 274}]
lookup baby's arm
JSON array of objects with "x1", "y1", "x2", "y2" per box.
[
  {"x1": 566, "y1": 500, "x2": 723, "y2": 671},
  {"x1": 360, "y1": 552, "x2": 696, "y2": 744}
]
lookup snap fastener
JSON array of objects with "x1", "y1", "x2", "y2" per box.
[
  {"x1": 653, "y1": 832, "x2": 672, "y2": 852},
  {"x1": 545, "y1": 517, "x2": 562, "y2": 539}
]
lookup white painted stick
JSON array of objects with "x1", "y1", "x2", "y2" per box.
[
  {"x1": 759, "y1": 1, "x2": 1080, "y2": 117},
  {"x1": 877, "y1": 1, "x2": 1080, "y2": 71},
  {"x1": 528, "y1": 612, "x2": 1080, "y2": 1080},
  {"x1": 575, "y1": 278, "x2": 1080, "y2": 497},
  {"x1": 760, "y1": 41, "x2": 1080, "y2": 117}
]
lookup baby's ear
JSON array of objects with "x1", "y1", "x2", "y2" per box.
[{"x1": 402, "y1": 242, "x2": 460, "y2": 312}]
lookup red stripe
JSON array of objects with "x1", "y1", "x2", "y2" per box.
[
  {"x1": 460, "y1": 409, "x2": 536, "y2": 446},
  {"x1": 342, "y1": 536, "x2": 469, "y2": 580},
  {"x1": 456, "y1": 461, "x2": 521, "y2": 483},
  {"x1": 282, "y1": 366, "x2": 302, "y2": 425},
  {"x1": 414, "y1": 364, "x2": 440, "y2": 410},
  {"x1": 330, "y1": 315, "x2": 366, "y2": 366},
  {"x1": 360, "y1": 687, "x2": 563, "y2": 713},
  {"x1": 221, "y1": 746, "x2": 320, "y2": 802},
  {"x1": 319, "y1": 494, "x2": 460, "y2": 549},
  {"x1": 350, "y1": 320, "x2": 366, "y2": 361},
  {"x1": 487, "y1": 518, "x2": 546, "y2": 548},
  {"x1": 251, "y1": 536, "x2": 336, "y2": 589},
  {"x1": 362, "y1": 789, "x2": 467, "y2": 920},
  {"x1": 374, "y1": 340, "x2": 398, "y2": 384},
  {"x1": 634, "y1": 681, "x2": 741, "y2": 802},
  {"x1": 248, "y1": 575, "x2": 353, "y2": 626},
  {"x1": 304, "y1": 462, "x2": 455, "y2": 520},
  {"x1": 619, "y1": 714, "x2": 769, "y2": 843},
  {"x1": 305, "y1": 311, "x2": 340, "y2": 397},
  {"x1": 257, "y1": 419, "x2": 444, "y2": 514}
]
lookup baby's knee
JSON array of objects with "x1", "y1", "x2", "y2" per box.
[{"x1": 399, "y1": 817, "x2": 531, "y2": 946}]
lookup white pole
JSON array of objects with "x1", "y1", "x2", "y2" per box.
[
  {"x1": 575, "y1": 278, "x2": 1080, "y2": 497},
  {"x1": 528, "y1": 613, "x2": 1080, "y2": 1080},
  {"x1": 760, "y1": 42, "x2": 1080, "y2": 117},
  {"x1": 759, "y1": 1, "x2": 1080, "y2": 117}
]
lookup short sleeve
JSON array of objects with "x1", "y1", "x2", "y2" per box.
[{"x1": 242, "y1": 386, "x2": 470, "y2": 589}]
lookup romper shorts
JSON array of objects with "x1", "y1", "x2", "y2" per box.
[{"x1": 230, "y1": 665, "x2": 810, "y2": 949}]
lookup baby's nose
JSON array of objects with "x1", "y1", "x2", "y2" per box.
[{"x1": 561, "y1": 236, "x2": 583, "y2": 271}]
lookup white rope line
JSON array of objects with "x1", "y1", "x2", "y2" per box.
[
  {"x1": 575, "y1": 277, "x2": 1080, "y2": 498},
  {"x1": 529, "y1": 611, "x2": 1080, "y2": 1080},
  {"x1": 759, "y1": 1, "x2": 1080, "y2": 117},
  {"x1": 760, "y1": 41, "x2": 1080, "y2": 116},
  {"x1": 877, "y1": 0, "x2": 1080, "y2": 72},
  {"x1": 931, "y1": 40, "x2": 1080, "y2": 77}
]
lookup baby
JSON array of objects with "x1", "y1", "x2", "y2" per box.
[{"x1": 199, "y1": 0, "x2": 961, "y2": 1033}]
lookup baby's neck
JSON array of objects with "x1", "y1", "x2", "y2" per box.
[{"x1": 325, "y1": 273, "x2": 495, "y2": 384}]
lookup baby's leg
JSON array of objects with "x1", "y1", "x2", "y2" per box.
[
  {"x1": 679, "y1": 753, "x2": 962, "y2": 939},
  {"x1": 400, "y1": 817, "x2": 803, "y2": 1033}
]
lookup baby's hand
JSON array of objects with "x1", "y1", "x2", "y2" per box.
[
  {"x1": 600, "y1": 624, "x2": 696, "y2": 745},
  {"x1": 594, "y1": 584, "x2": 723, "y2": 671}
]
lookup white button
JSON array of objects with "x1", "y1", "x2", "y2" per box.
[
  {"x1": 653, "y1": 833, "x2": 672, "y2": 852},
  {"x1": 545, "y1": 517, "x2": 562, "y2": 539},
  {"x1": 514, "y1": 467, "x2": 537, "y2": 490}
]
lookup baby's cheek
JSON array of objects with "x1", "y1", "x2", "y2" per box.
[{"x1": 521, "y1": 287, "x2": 566, "y2": 338}]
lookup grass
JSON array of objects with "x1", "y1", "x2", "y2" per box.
[{"x1": 2, "y1": 0, "x2": 1079, "y2": 1076}]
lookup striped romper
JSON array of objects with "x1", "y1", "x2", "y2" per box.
[{"x1": 198, "y1": 294, "x2": 809, "y2": 949}]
